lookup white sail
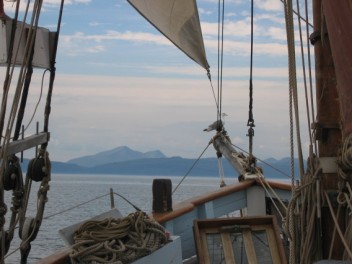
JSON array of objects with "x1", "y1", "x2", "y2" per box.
[{"x1": 127, "y1": 0, "x2": 209, "y2": 70}]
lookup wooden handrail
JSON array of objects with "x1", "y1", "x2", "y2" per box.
[
  {"x1": 153, "y1": 180, "x2": 255, "y2": 223},
  {"x1": 37, "y1": 178, "x2": 292, "y2": 263}
]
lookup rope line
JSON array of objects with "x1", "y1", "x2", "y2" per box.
[
  {"x1": 43, "y1": 191, "x2": 141, "y2": 220},
  {"x1": 0, "y1": 2, "x2": 37, "y2": 262},
  {"x1": 324, "y1": 192, "x2": 352, "y2": 259},
  {"x1": 229, "y1": 142, "x2": 292, "y2": 179},
  {"x1": 247, "y1": 0, "x2": 255, "y2": 160},
  {"x1": 70, "y1": 211, "x2": 167, "y2": 264},
  {"x1": 304, "y1": 0, "x2": 317, "y2": 155},
  {"x1": 296, "y1": 0, "x2": 313, "y2": 148},
  {"x1": 173, "y1": 142, "x2": 212, "y2": 194}
]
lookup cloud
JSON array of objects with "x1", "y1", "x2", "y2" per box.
[
  {"x1": 255, "y1": 0, "x2": 283, "y2": 12},
  {"x1": 58, "y1": 27, "x2": 288, "y2": 59},
  {"x1": 3, "y1": 0, "x2": 90, "y2": 14},
  {"x1": 0, "y1": 0, "x2": 314, "y2": 163}
]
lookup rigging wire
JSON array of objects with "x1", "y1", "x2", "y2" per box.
[
  {"x1": 172, "y1": 142, "x2": 212, "y2": 194},
  {"x1": 0, "y1": 69, "x2": 48, "y2": 141},
  {"x1": 217, "y1": 0, "x2": 225, "y2": 126},
  {"x1": 280, "y1": 0, "x2": 313, "y2": 28},
  {"x1": 304, "y1": 0, "x2": 317, "y2": 155},
  {"x1": 207, "y1": 74, "x2": 219, "y2": 113},
  {"x1": 1, "y1": 1, "x2": 64, "y2": 262},
  {"x1": 5, "y1": 190, "x2": 142, "y2": 259},
  {"x1": 42, "y1": 0, "x2": 65, "y2": 138},
  {"x1": 1, "y1": 2, "x2": 33, "y2": 263},
  {"x1": 0, "y1": 0, "x2": 22, "y2": 143},
  {"x1": 230, "y1": 141, "x2": 291, "y2": 179},
  {"x1": 296, "y1": 0, "x2": 314, "y2": 151},
  {"x1": 247, "y1": 0, "x2": 255, "y2": 161}
]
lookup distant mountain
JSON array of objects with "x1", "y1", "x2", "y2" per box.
[
  {"x1": 16, "y1": 146, "x2": 301, "y2": 179},
  {"x1": 84, "y1": 157, "x2": 238, "y2": 177},
  {"x1": 67, "y1": 146, "x2": 166, "y2": 168}
]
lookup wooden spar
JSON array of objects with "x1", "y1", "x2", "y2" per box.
[
  {"x1": 212, "y1": 132, "x2": 255, "y2": 178},
  {"x1": 312, "y1": 0, "x2": 344, "y2": 259}
]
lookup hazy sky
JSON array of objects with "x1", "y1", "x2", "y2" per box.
[{"x1": 1, "y1": 0, "x2": 314, "y2": 162}]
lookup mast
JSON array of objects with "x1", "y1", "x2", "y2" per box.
[{"x1": 312, "y1": 0, "x2": 351, "y2": 259}]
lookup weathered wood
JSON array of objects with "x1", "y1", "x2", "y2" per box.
[
  {"x1": 212, "y1": 133, "x2": 247, "y2": 176},
  {"x1": 0, "y1": 132, "x2": 49, "y2": 157},
  {"x1": 221, "y1": 233, "x2": 236, "y2": 264},
  {"x1": 193, "y1": 216, "x2": 287, "y2": 264},
  {"x1": 266, "y1": 227, "x2": 282, "y2": 264},
  {"x1": 200, "y1": 231, "x2": 210, "y2": 264},
  {"x1": 243, "y1": 229, "x2": 257, "y2": 263}
]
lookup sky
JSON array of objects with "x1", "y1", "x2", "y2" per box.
[{"x1": 0, "y1": 0, "x2": 314, "y2": 163}]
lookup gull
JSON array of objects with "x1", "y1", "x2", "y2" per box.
[{"x1": 203, "y1": 113, "x2": 227, "y2": 132}]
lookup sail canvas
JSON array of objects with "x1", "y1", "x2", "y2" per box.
[{"x1": 127, "y1": 0, "x2": 209, "y2": 70}]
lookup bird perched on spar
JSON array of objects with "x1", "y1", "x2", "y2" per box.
[{"x1": 203, "y1": 113, "x2": 227, "y2": 132}]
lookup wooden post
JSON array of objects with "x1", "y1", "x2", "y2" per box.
[{"x1": 110, "y1": 188, "x2": 115, "y2": 209}]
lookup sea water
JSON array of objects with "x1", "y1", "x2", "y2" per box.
[{"x1": 3, "y1": 174, "x2": 233, "y2": 264}]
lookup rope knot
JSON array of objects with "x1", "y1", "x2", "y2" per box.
[{"x1": 0, "y1": 202, "x2": 8, "y2": 227}]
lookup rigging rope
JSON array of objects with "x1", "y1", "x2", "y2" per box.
[
  {"x1": 70, "y1": 211, "x2": 168, "y2": 264},
  {"x1": 0, "y1": 0, "x2": 20, "y2": 144},
  {"x1": 1, "y1": 2, "x2": 36, "y2": 262},
  {"x1": 336, "y1": 134, "x2": 352, "y2": 260},
  {"x1": 217, "y1": 0, "x2": 225, "y2": 125},
  {"x1": 304, "y1": 0, "x2": 317, "y2": 155},
  {"x1": 324, "y1": 192, "x2": 352, "y2": 260},
  {"x1": 296, "y1": 0, "x2": 314, "y2": 149},
  {"x1": 173, "y1": 142, "x2": 212, "y2": 194},
  {"x1": 247, "y1": 0, "x2": 255, "y2": 162},
  {"x1": 230, "y1": 142, "x2": 292, "y2": 179},
  {"x1": 44, "y1": 191, "x2": 141, "y2": 221},
  {"x1": 1, "y1": 1, "x2": 64, "y2": 262},
  {"x1": 283, "y1": 0, "x2": 317, "y2": 263}
]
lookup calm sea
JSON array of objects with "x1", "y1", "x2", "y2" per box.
[{"x1": 3, "y1": 174, "x2": 232, "y2": 264}]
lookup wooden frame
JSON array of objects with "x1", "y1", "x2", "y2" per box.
[{"x1": 193, "y1": 216, "x2": 287, "y2": 264}]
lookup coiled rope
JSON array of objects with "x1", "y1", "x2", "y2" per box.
[
  {"x1": 335, "y1": 134, "x2": 352, "y2": 260},
  {"x1": 285, "y1": 153, "x2": 322, "y2": 264},
  {"x1": 70, "y1": 211, "x2": 167, "y2": 264}
]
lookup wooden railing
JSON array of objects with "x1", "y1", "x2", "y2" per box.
[{"x1": 37, "y1": 179, "x2": 292, "y2": 264}]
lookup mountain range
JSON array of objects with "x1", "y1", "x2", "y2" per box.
[{"x1": 21, "y1": 146, "x2": 299, "y2": 179}]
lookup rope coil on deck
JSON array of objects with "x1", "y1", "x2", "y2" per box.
[{"x1": 70, "y1": 211, "x2": 168, "y2": 264}]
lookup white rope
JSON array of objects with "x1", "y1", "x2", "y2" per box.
[
  {"x1": 324, "y1": 192, "x2": 352, "y2": 259},
  {"x1": 217, "y1": 157, "x2": 226, "y2": 187},
  {"x1": 256, "y1": 176, "x2": 288, "y2": 215}
]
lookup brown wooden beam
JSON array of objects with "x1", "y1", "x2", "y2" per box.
[{"x1": 0, "y1": 132, "x2": 50, "y2": 157}]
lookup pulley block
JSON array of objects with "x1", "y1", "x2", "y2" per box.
[
  {"x1": 3, "y1": 156, "x2": 21, "y2": 191},
  {"x1": 27, "y1": 156, "x2": 47, "y2": 182}
]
